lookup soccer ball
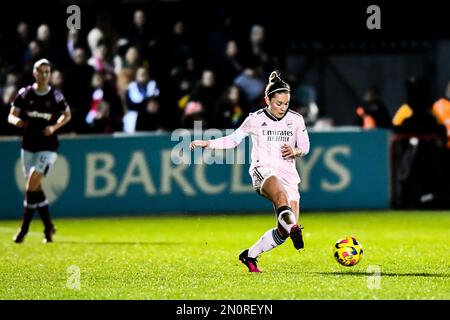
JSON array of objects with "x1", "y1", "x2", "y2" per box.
[{"x1": 333, "y1": 236, "x2": 364, "y2": 266}]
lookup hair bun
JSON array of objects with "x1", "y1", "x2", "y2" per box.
[
  {"x1": 269, "y1": 70, "x2": 280, "y2": 82},
  {"x1": 265, "y1": 70, "x2": 290, "y2": 97}
]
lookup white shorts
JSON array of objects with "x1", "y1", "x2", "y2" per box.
[
  {"x1": 21, "y1": 149, "x2": 58, "y2": 179},
  {"x1": 251, "y1": 166, "x2": 300, "y2": 201}
]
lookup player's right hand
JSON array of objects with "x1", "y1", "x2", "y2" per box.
[{"x1": 190, "y1": 140, "x2": 209, "y2": 150}]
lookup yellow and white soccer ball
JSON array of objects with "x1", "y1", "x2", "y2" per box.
[{"x1": 333, "y1": 236, "x2": 364, "y2": 266}]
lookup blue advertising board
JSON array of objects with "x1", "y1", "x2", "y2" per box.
[{"x1": 0, "y1": 129, "x2": 389, "y2": 219}]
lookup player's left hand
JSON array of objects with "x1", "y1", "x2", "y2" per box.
[
  {"x1": 43, "y1": 125, "x2": 56, "y2": 136},
  {"x1": 281, "y1": 144, "x2": 294, "y2": 159}
]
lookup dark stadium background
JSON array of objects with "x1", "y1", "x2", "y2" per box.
[{"x1": 2, "y1": 0, "x2": 450, "y2": 126}]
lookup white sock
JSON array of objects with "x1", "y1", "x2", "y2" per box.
[{"x1": 248, "y1": 228, "x2": 285, "y2": 258}]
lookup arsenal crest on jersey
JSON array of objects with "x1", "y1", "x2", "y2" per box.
[{"x1": 286, "y1": 120, "x2": 293, "y2": 129}]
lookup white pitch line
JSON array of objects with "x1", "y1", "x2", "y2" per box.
[
  {"x1": 0, "y1": 226, "x2": 73, "y2": 241},
  {"x1": 0, "y1": 226, "x2": 42, "y2": 237}
]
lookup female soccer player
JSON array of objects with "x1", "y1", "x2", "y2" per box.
[
  {"x1": 190, "y1": 71, "x2": 310, "y2": 272},
  {"x1": 8, "y1": 59, "x2": 71, "y2": 243}
]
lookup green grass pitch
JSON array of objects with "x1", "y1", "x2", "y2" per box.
[{"x1": 0, "y1": 211, "x2": 448, "y2": 300}]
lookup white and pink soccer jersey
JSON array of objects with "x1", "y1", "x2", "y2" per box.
[{"x1": 208, "y1": 107, "x2": 310, "y2": 186}]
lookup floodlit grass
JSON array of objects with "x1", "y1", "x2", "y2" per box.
[{"x1": 0, "y1": 211, "x2": 448, "y2": 300}]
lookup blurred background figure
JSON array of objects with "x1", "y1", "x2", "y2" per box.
[
  {"x1": 126, "y1": 9, "x2": 160, "y2": 69},
  {"x1": 243, "y1": 24, "x2": 276, "y2": 74},
  {"x1": 124, "y1": 66, "x2": 161, "y2": 132},
  {"x1": 86, "y1": 72, "x2": 123, "y2": 133},
  {"x1": 168, "y1": 56, "x2": 200, "y2": 129},
  {"x1": 167, "y1": 20, "x2": 194, "y2": 78},
  {"x1": 64, "y1": 48, "x2": 95, "y2": 134},
  {"x1": 391, "y1": 76, "x2": 447, "y2": 209},
  {"x1": 0, "y1": 85, "x2": 19, "y2": 135},
  {"x1": 50, "y1": 69, "x2": 64, "y2": 91},
  {"x1": 233, "y1": 68, "x2": 265, "y2": 111},
  {"x1": 87, "y1": 13, "x2": 119, "y2": 59},
  {"x1": 431, "y1": 79, "x2": 450, "y2": 206},
  {"x1": 117, "y1": 46, "x2": 148, "y2": 107},
  {"x1": 23, "y1": 40, "x2": 44, "y2": 78},
  {"x1": 212, "y1": 84, "x2": 249, "y2": 129},
  {"x1": 185, "y1": 69, "x2": 219, "y2": 128},
  {"x1": 57, "y1": 29, "x2": 85, "y2": 71},
  {"x1": 181, "y1": 100, "x2": 204, "y2": 129},
  {"x1": 293, "y1": 85, "x2": 319, "y2": 127},
  {"x1": 393, "y1": 77, "x2": 446, "y2": 137},
  {"x1": 356, "y1": 87, "x2": 392, "y2": 129},
  {"x1": 432, "y1": 80, "x2": 450, "y2": 149},
  {"x1": 36, "y1": 24, "x2": 54, "y2": 62},
  {"x1": 4, "y1": 22, "x2": 31, "y2": 70},
  {"x1": 88, "y1": 38, "x2": 121, "y2": 76},
  {"x1": 85, "y1": 72, "x2": 111, "y2": 133},
  {"x1": 126, "y1": 10, "x2": 149, "y2": 52},
  {"x1": 213, "y1": 39, "x2": 244, "y2": 89}
]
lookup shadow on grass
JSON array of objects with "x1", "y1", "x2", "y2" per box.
[
  {"x1": 310, "y1": 271, "x2": 449, "y2": 278},
  {"x1": 55, "y1": 241, "x2": 180, "y2": 246}
]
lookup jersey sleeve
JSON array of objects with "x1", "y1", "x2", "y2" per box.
[
  {"x1": 11, "y1": 87, "x2": 27, "y2": 110},
  {"x1": 208, "y1": 114, "x2": 253, "y2": 149},
  {"x1": 54, "y1": 90, "x2": 70, "y2": 112},
  {"x1": 296, "y1": 115, "x2": 310, "y2": 156}
]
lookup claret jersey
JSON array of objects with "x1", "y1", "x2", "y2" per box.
[
  {"x1": 208, "y1": 107, "x2": 310, "y2": 185},
  {"x1": 12, "y1": 85, "x2": 70, "y2": 152}
]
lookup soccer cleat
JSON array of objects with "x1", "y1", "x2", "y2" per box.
[
  {"x1": 13, "y1": 228, "x2": 28, "y2": 243},
  {"x1": 43, "y1": 225, "x2": 56, "y2": 243},
  {"x1": 239, "y1": 249, "x2": 261, "y2": 273},
  {"x1": 290, "y1": 224, "x2": 304, "y2": 250}
]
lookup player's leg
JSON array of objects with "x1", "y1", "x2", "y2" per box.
[
  {"x1": 239, "y1": 170, "x2": 283, "y2": 272},
  {"x1": 28, "y1": 152, "x2": 57, "y2": 243},
  {"x1": 261, "y1": 177, "x2": 304, "y2": 250},
  {"x1": 249, "y1": 175, "x2": 292, "y2": 250},
  {"x1": 13, "y1": 150, "x2": 36, "y2": 243},
  {"x1": 239, "y1": 171, "x2": 302, "y2": 271},
  {"x1": 288, "y1": 199, "x2": 304, "y2": 250},
  {"x1": 33, "y1": 181, "x2": 56, "y2": 243},
  {"x1": 260, "y1": 176, "x2": 296, "y2": 237},
  {"x1": 241, "y1": 224, "x2": 286, "y2": 272},
  {"x1": 290, "y1": 200, "x2": 299, "y2": 221},
  {"x1": 239, "y1": 175, "x2": 296, "y2": 272}
]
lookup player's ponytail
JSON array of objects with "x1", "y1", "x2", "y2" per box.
[{"x1": 265, "y1": 70, "x2": 290, "y2": 98}]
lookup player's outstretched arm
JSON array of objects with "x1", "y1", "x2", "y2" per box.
[{"x1": 190, "y1": 115, "x2": 251, "y2": 151}]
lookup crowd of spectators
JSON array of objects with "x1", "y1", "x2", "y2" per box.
[{"x1": 0, "y1": 7, "x2": 295, "y2": 135}]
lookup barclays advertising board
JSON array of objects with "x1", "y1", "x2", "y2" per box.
[{"x1": 0, "y1": 129, "x2": 389, "y2": 218}]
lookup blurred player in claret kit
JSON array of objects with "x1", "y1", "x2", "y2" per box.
[{"x1": 8, "y1": 58, "x2": 71, "y2": 243}]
